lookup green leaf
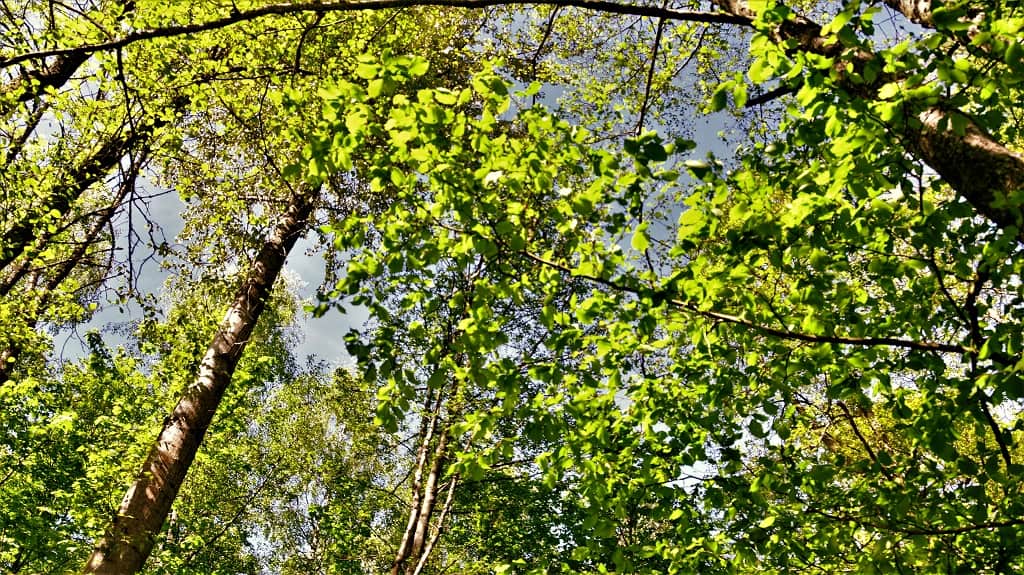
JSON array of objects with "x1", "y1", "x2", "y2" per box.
[{"x1": 631, "y1": 224, "x2": 650, "y2": 251}]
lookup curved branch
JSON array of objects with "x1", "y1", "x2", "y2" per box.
[
  {"x1": 521, "y1": 251, "x2": 968, "y2": 355},
  {"x1": 0, "y1": 0, "x2": 748, "y2": 70}
]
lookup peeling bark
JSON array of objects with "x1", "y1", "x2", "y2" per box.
[{"x1": 82, "y1": 184, "x2": 318, "y2": 574}]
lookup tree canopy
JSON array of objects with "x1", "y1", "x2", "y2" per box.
[{"x1": 2, "y1": 0, "x2": 1024, "y2": 573}]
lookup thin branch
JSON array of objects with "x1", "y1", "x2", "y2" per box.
[
  {"x1": 962, "y1": 266, "x2": 1011, "y2": 468},
  {"x1": 636, "y1": 7, "x2": 666, "y2": 134},
  {"x1": 520, "y1": 250, "x2": 969, "y2": 355},
  {"x1": 529, "y1": 5, "x2": 559, "y2": 83},
  {"x1": 0, "y1": 1, "x2": 749, "y2": 69},
  {"x1": 292, "y1": 12, "x2": 325, "y2": 75},
  {"x1": 978, "y1": 395, "x2": 1012, "y2": 469},
  {"x1": 837, "y1": 400, "x2": 894, "y2": 481},
  {"x1": 811, "y1": 508, "x2": 1024, "y2": 536}
]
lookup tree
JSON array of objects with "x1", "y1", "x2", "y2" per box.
[
  {"x1": 310, "y1": 2, "x2": 1024, "y2": 566},
  {"x1": 3, "y1": 0, "x2": 1024, "y2": 573}
]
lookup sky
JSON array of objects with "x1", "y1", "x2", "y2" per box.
[{"x1": 56, "y1": 182, "x2": 365, "y2": 370}]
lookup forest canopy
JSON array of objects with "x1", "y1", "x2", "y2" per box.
[{"x1": 2, "y1": 0, "x2": 1024, "y2": 573}]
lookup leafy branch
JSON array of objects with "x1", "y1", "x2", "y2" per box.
[
  {"x1": 0, "y1": 0, "x2": 748, "y2": 69},
  {"x1": 520, "y1": 251, "x2": 969, "y2": 355}
]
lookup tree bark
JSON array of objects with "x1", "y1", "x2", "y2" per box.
[
  {"x1": 82, "y1": 184, "x2": 318, "y2": 574},
  {"x1": 714, "y1": 0, "x2": 1024, "y2": 239}
]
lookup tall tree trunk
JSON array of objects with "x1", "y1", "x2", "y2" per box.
[{"x1": 83, "y1": 184, "x2": 318, "y2": 574}]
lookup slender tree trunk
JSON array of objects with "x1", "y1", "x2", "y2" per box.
[
  {"x1": 410, "y1": 474, "x2": 458, "y2": 575},
  {"x1": 391, "y1": 390, "x2": 442, "y2": 575},
  {"x1": 83, "y1": 184, "x2": 318, "y2": 574},
  {"x1": 404, "y1": 428, "x2": 449, "y2": 575}
]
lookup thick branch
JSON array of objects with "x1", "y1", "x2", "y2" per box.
[
  {"x1": 0, "y1": 53, "x2": 90, "y2": 113},
  {"x1": 882, "y1": 0, "x2": 934, "y2": 26},
  {"x1": 911, "y1": 108, "x2": 1024, "y2": 237},
  {"x1": 713, "y1": 0, "x2": 1024, "y2": 239},
  {"x1": 0, "y1": 0, "x2": 136, "y2": 110},
  {"x1": 0, "y1": 0, "x2": 747, "y2": 70}
]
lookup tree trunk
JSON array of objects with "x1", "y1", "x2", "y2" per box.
[
  {"x1": 391, "y1": 390, "x2": 442, "y2": 575},
  {"x1": 715, "y1": 0, "x2": 1024, "y2": 238},
  {"x1": 410, "y1": 474, "x2": 458, "y2": 575},
  {"x1": 405, "y1": 427, "x2": 449, "y2": 575},
  {"x1": 82, "y1": 184, "x2": 318, "y2": 574}
]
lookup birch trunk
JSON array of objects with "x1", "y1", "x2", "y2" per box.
[
  {"x1": 83, "y1": 184, "x2": 318, "y2": 574},
  {"x1": 391, "y1": 390, "x2": 442, "y2": 575}
]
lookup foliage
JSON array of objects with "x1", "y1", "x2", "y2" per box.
[
  {"x1": 3, "y1": 0, "x2": 1024, "y2": 573},
  {"x1": 311, "y1": 14, "x2": 1024, "y2": 569}
]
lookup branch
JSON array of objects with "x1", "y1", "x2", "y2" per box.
[
  {"x1": 744, "y1": 83, "x2": 793, "y2": 107},
  {"x1": 978, "y1": 395, "x2": 1012, "y2": 470},
  {"x1": 0, "y1": 0, "x2": 749, "y2": 69},
  {"x1": 635, "y1": 3, "x2": 666, "y2": 134},
  {"x1": 837, "y1": 400, "x2": 894, "y2": 481},
  {"x1": 521, "y1": 251, "x2": 969, "y2": 355},
  {"x1": 812, "y1": 508, "x2": 1024, "y2": 537},
  {"x1": 882, "y1": 0, "x2": 935, "y2": 27}
]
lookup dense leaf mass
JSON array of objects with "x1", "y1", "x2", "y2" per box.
[{"x1": 1, "y1": 0, "x2": 1023, "y2": 573}]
